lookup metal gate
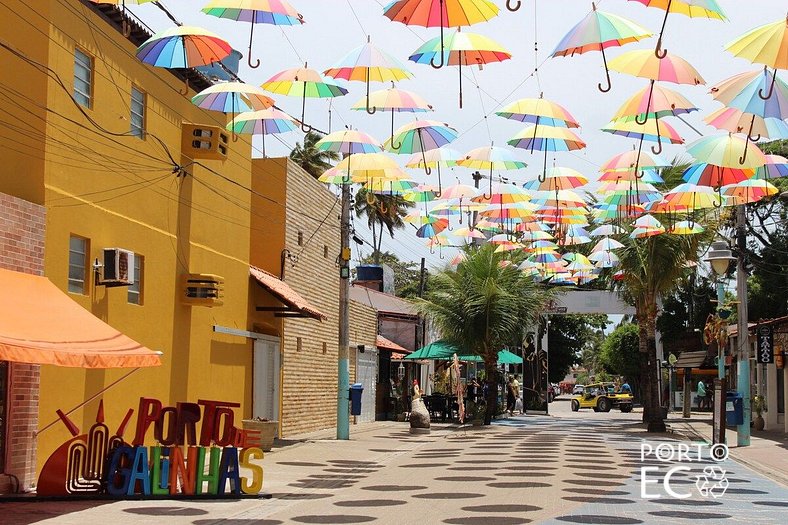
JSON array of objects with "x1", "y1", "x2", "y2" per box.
[
  {"x1": 356, "y1": 347, "x2": 378, "y2": 423},
  {"x1": 253, "y1": 336, "x2": 280, "y2": 428}
]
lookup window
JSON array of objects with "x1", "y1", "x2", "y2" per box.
[
  {"x1": 127, "y1": 255, "x2": 143, "y2": 305},
  {"x1": 74, "y1": 48, "x2": 93, "y2": 108},
  {"x1": 130, "y1": 86, "x2": 145, "y2": 138},
  {"x1": 68, "y1": 235, "x2": 88, "y2": 294}
]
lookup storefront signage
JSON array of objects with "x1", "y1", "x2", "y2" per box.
[
  {"x1": 756, "y1": 325, "x2": 774, "y2": 364},
  {"x1": 37, "y1": 398, "x2": 264, "y2": 497}
]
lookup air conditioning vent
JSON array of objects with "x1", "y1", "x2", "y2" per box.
[
  {"x1": 101, "y1": 248, "x2": 134, "y2": 287},
  {"x1": 181, "y1": 273, "x2": 224, "y2": 307},
  {"x1": 181, "y1": 123, "x2": 229, "y2": 161}
]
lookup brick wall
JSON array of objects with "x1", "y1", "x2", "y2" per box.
[{"x1": 0, "y1": 192, "x2": 45, "y2": 493}]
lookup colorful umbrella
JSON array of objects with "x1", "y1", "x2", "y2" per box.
[
  {"x1": 416, "y1": 219, "x2": 449, "y2": 238},
  {"x1": 664, "y1": 182, "x2": 725, "y2": 209},
  {"x1": 608, "y1": 49, "x2": 705, "y2": 85},
  {"x1": 600, "y1": 150, "x2": 669, "y2": 178},
  {"x1": 721, "y1": 179, "x2": 779, "y2": 204},
  {"x1": 601, "y1": 117, "x2": 684, "y2": 155},
  {"x1": 202, "y1": 0, "x2": 304, "y2": 68},
  {"x1": 192, "y1": 82, "x2": 275, "y2": 113},
  {"x1": 725, "y1": 15, "x2": 788, "y2": 101},
  {"x1": 590, "y1": 224, "x2": 626, "y2": 236},
  {"x1": 405, "y1": 147, "x2": 460, "y2": 197},
  {"x1": 495, "y1": 96, "x2": 580, "y2": 127},
  {"x1": 262, "y1": 64, "x2": 348, "y2": 132},
  {"x1": 704, "y1": 107, "x2": 788, "y2": 141},
  {"x1": 523, "y1": 167, "x2": 588, "y2": 191},
  {"x1": 669, "y1": 220, "x2": 704, "y2": 235},
  {"x1": 383, "y1": 0, "x2": 500, "y2": 68},
  {"x1": 324, "y1": 37, "x2": 413, "y2": 113},
  {"x1": 409, "y1": 30, "x2": 511, "y2": 107},
  {"x1": 351, "y1": 86, "x2": 433, "y2": 141},
  {"x1": 589, "y1": 250, "x2": 621, "y2": 268},
  {"x1": 136, "y1": 26, "x2": 232, "y2": 94},
  {"x1": 226, "y1": 108, "x2": 298, "y2": 156},
  {"x1": 686, "y1": 133, "x2": 766, "y2": 170},
  {"x1": 612, "y1": 82, "x2": 697, "y2": 123},
  {"x1": 459, "y1": 145, "x2": 527, "y2": 198},
  {"x1": 385, "y1": 120, "x2": 458, "y2": 189},
  {"x1": 552, "y1": 4, "x2": 652, "y2": 92},
  {"x1": 756, "y1": 155, "x2": 788, "y2": 179},
  {"x1": 507, "y1": 126, "x2": 586, "y2": 182},
  {"x1": 629, "y1": 0, "x2": 726, "y2": 59},
  {"x1": 630, "y1": 214, "x2": 666, "y2": 238},
  {"x1": 681, "y1": 163, "x2": 754, "y2": 190}
]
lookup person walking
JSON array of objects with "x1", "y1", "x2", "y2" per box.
[
  {"x1": 696, "y1": 380, "x2": 707, "y2": 410},
  {"x1": 506, "y1": 376, "x2": 516, "y2": 416}
]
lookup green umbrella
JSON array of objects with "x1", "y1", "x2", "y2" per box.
[
  {"x1": 455, "y1": 354, "x2": 484, "y2": 362},
  {"x1": 404, "y1": 340, "x2": 458, "y2": 360},
  {"x1": 497, "y1": 349, "x2": 523, "y2": 365}
]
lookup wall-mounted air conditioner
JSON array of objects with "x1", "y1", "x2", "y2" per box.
[{"x1": 99, "y1": 248, "x2": 134, "y2": 287}]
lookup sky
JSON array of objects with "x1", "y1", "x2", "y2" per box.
[{"x1": 126, "y1": 0, "x2": 784, "y2": 268}]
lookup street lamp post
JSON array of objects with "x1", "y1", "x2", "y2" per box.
[
  {"x1": 705, "y1": 240, "x2": 736, "y2": 381},
  {"x1": 735, "y1": 206, "x2": 751, "y2": 447}
]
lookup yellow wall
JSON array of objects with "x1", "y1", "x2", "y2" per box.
[{"x1": 0, "y1": 0, "x2": 269, "y2": 469}]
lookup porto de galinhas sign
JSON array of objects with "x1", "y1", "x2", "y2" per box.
[{"x1": 38, "y1": 398, "x2": 264, "y2": 497}]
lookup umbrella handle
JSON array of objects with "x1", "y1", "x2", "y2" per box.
[
  {"x1": 538, "y1": 147, "x2": 547, "y2": 182},
  {"x1": 434, "y1": 164, "x2": 442, "y2": 198},
  {"x1": 758, "y1": 67, "x2": 777, "y2": 101},
  {"x1": 506, "y1": 0, "x2": 522, "y2": 12},
  {"x1": 634, "y1": 81, "x2": 654, "y2": 125},
  {"x1": 483, "y1": 167, "x2": 493, "y2": 199},
  {"x1": 654, "y1": 0, "x2": 671, "y2": 59},
  {"x1": 300, "y1": 92, "x2": 313, "y2": 133},
  {"x1": 366, "y1": 74, "x2": 377, "y2": 114},
  {"x1": 248, "y1": 15, "x2": 261, "y2": 69},
  {"x1": 179, "y1": 75, "x2": 189, "y2": 96},
  {"x1": 418, "y1": 130, "x2": 431, "y2": 176},
  {"x1": 379, "y1": 201, "x2": 389, "y2": 215},
  {"x1": 650, "y1": 141, "x2": 662, "y2": 155},
  {"x1": 597, "y1": 46, "x2": 612, "y2": 93},
  {"x1": 430, "y1": 1, "x2": 446, "y2": 69},
  {"x1": 121, "y1": 1, "x2": 132, "y2": 38},
  {"x1": 713, "y1": 187, "x2": 722, "y2": 208}
]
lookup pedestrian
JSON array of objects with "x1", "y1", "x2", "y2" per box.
[
  {"x1": 620, "y1": 381, "x2": 632, "y2": 394},
  {"x1": 696, "y1": 380, "x2": 706, "y2": 410},
  {"x1": 506, "y1": 376, "x2": 516, "y2": 416}
]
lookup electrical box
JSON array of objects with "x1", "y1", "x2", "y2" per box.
[
  {"x1": 181, "y1": 273, "x2": 224, "y2": 307},
  {"x1": 181, "y1": 123, "x2": 229, "y2": 161},
  {"x1": 101, "y1": 248, "x2": 134, "y2": 287}
]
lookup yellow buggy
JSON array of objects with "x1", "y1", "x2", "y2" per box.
[{"x1": 570, "y1": 382, "x2": 633, "y2": 413}]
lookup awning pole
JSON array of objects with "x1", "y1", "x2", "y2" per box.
[{"x1": 34, "y1": 367, "x2": 141, "y2": 437}]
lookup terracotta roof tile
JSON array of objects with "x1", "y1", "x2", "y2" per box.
[
  {"x1": 376, "y1": 334, "x2": 409, "y2": 353},
  {"x1": 250, "y1": 266, "x2": 327, "y2": 321}
]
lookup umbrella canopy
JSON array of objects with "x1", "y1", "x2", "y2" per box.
[
  {"x1": 191, "y1": 82, "x2": 275, "y2": 113},
  {"x1": 404, "y1": 340, "x2": 459, "y2": 360},
  {"x1": 495, "y1": 97, "x2": 580, "y2": 127},
  {"x1": 681, "y1": 163, "x2": 754, "y2": 189},
  {"x1": 665, "y1": 182, "x2": 725, "y2": 208},
  {"x1": 601, "y1": 117, "x2": 684, "y2": 144},
  {"x1": 721, "y1": 179, "x2": 779, "y2": 204},
  {"x1": 725, "y1": 16, "x2": 788, "y2": 70},
  {"x1": 613, "y1": 83, "x2": 697, "y2": 121},
  {"x1": 710, "y1": 69, "x2": 788, "y2": 120},
  {"x1": 523, "y1": 167, "x2": 588, "y2": 191},
  {"x1": 686, "y1": 134, "x2": 766, "y2": 170},
  {"x1": 508, "y1": 125, "x2": 586, "y2": 152},
  {"x1": 552, "y1": 5, "x2": 652, "y2": 92},
  {"x1": 460, "y1": 146, "x2": 527, "y2": 198},
  {"x1": 406, "y1": 147, "x2": 460, "y2": 169},
  {"x1": 385, "y1": 120, "x2": 458, "y2": 153},
  {"x1": 352, "y1": 86, "x2": 432, "y2": 113},
  {"x1": 601, "y1": 149, "x2": 669, "y2": 174},
  {"x1": 756, "y1": 154, "x2": 788, "y2": 179},
  {"x1": 226, "y1": 107, "x2": 298, "y2": 156},
  {"x1": 670, "y1": 220, "x2": 705, "y2": 235},
  {"x1": 202, "y1": 0, "x2": 304, "y2": 68},
  {"x1": 316, "y1": 129, "x2": 382, "y2": 155},
  {"x1": 136, "y1": 25, "x2": 232, "y2": 69},
  {"x1": 409, "y1": 30, "x2": 511, "y2": 107},
  {"x1": 262, "y1": 65, "x2": 348, "y2": 131},
  {"x1": 704, "y1": 107, "x2": 788, "y2": 140},
  {"x1": 607, "y1": 49, "x2": 705, "y2": 84}
]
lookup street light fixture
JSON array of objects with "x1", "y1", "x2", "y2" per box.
[{"x1": 705, "y1": 240, "x2": 737, "y2": 381}]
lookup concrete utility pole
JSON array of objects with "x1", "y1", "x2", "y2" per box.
[
  {"x1": 736, "y1": 204, "x2": 751, "y2": 447},
  {"x1": 337, "y1": 182, "x2": 351, "y2": 440}
]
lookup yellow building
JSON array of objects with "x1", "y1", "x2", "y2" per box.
[{"x1": 0, "y1": 0, "x2": 377, "y2": 491}]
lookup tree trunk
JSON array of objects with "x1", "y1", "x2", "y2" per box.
[
  {"x1": 645, "y1": 312, "x2": 666, "y2": 432},
  {"x1": 637, "y1": 313, "x2": 651, "y2": 422},
  {"x1": 371, "y1": 217, "x2": 379, "y2": 265},
  {"x1": 483, "y1": 350, "x2": 497, "y2": 425}
]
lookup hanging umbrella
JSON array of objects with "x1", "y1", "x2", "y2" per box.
[
  {"x1": 669, "y1": 220, "x2": 704, "y2": 235},
  {"x1": 589, "y1": 250, "x2": 620, "y2": 268},
  {"x1": 600, "y1": 149, "x2": 669, "y2": 180},
  {"x1": 459, "y1": 145, "x2": 528, "y2": 198},
  {"x1": 202, "y1": 0, "x2": 304, "y2": 69},
  {"x1": 507, "y1": 126, "x2": 586, "y2": 182},
  {"x1": 324, "y1": 37, "x2": 413, "y2": 113},
  {"x1": 385, "y1": 120, "x2": 459, "y2": 192},
  {"x1": 383, "y1": 0, "x2": 500, "y2": 68},
  {"x1": 704, "y1": 107, "x2": 788, "y2": 141},
  {"x1": 409, "y1": 30, "x2": 512, "y2": 107},
  {"x1": 590, "y1": 224, "x2": 626, "y2": 236},
  {"x1": 317, "y1": 131, "x2": 383, "y2": 185},
  {"x1": 686, "y1": 134, "x2": 766, "y2": 171},
  {"x1": 416, "y1": 220, "x2": 449, "y2": 238},
  {"x1": 756, "y1": 154, "x2": 788, "y2": 179},
  {"x1": 725, "y1": 15, "x2": 788, "y2": 100},
  {"x1": 601, "y1": 117, "x2": 684, "y2": 157},
  {"x1": 613, "y1": 82, "x2": 698, "y2": 122},
  {"x1": 226, "y1": 108, "x2": 298, "y2": 156},
  {"x1": 451, "y1": 226, "x2": 486, "y2": 239},
  {"x1": 592, "y1": 237, "x2": 625, "y2": 251},
  {"x1": 721, "y1": 179, "x2": 779, "y2": 204},
  {"x1": 192, "y1": 82, "x2": 275, "y2": 112},
  {"x1": 495, "y1": 96, "x2": 580, "y2": 127},
  {"x1": 136, "y1": 26, "x2": 232, "y2": 94},
  {"x1": 406, "y1": 148, "x2": 460, "y2": 200},
  {"x1": 664, "y1": 182, "x2": 724, "y2": 210},
  {"x1": 523, "y1": 167, "x2": 588, "y2": 191},
  {"x1": 608, "y1": 49, "x2": 705, "y2": 85},
  {"x1": 333, "y1": 152, "x2": 402, "y2": 184},
  {"x1": 552, "y1": 4, "x2": 652, "y2": 92},
  {"x1": 436, "y1": 182, "x2": 479, "y2": 223},
  {"x1": 629, "y1": 0, "x2": 726, "y2": 59},
  {"x1": 262, "y1": 64, "x2": 348, "y2": 132},
  {"x1": 351, "y1": 86, "x2": 433, "y2": 141},
  {"x1": 630, "y1": 214, "x2": 666, "y2": 238},
  {"x1": 472, "y1": 184, "x2": 532, "y2": 205}
]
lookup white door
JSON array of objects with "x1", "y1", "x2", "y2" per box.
[
  {"x1": 356, "y1": 347, "x2": 378, "y2": 423},
  {"x1": 253, "y1": 336, "x2": 280, "y2": 428}
]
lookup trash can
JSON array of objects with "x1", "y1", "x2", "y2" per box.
[
  {"x1": 726, "y1": 391, "x2": 743, "y2": 426},
  {"x1": 350, "y1": 383, "x2": 364, "y2": 416}
]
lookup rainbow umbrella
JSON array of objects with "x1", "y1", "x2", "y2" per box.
[
  {"x1": 664, "y1": 182, "x2": 724, "y2": 209},
  {"x1": 608, "y1": 49, "x2": 705, "y2": 85},
  {"x1": 613, "y1": 83, "x2": 697, "y2": 122},
  {"x1": 756, "y1": 154, "x2": 788, "y2": 179},
  {"x1": 472, "y1": 183, "x2": 532, "y2": 205},
  {"x1": 383, "y1": 0, "x2": 500, "y2": 68},
  {"x1": 495, "y1": 96, "x2": 580, "y2": 127},
  {"x1": 409, "y1": 30, "x2": 511, "y2": 107},
  {"x1": 316, "y1": 129, "x2": 381, "y2": 155},
  {"x1": 436, "y1": 182, "x2": 479, "y2": 223},
  {"x1": 136, "y1": 26, "x2": 231, "y2": 94},
  {"x1": 385, "y1": 120, "x2": 458, "y2": 189},
  {"x1": 332, "y1": 153, "x2": 401, "y2": 184},
  {"x1": 226, "y1": 108, "x2": 298, "y2": 156},
  {"x1": 451, "y1": 226, "x2": 486, "y2": 239},
  {"x1": 192, "y1": 82, "x2": 275, "y2": 113},
  {"x1": 523, "y1": 167, "x2": 588, "y2": 191},
  {"x1": 669, "y1": 220, "x2": 704, "y2": 235},
  {"x1": 725, "y1": 15, "x2": 788, "y2": 101},
  {"x1": 202, "y1": 0, "x2": 304, "y2": 69},
  {"x1": 590, "y1": 224, "x2": 626, "y2": 236},
  {"x1": 405, "y1": 147, "x2": 460, "y2": 198},
  {"x1": 630, "y1": 214, "x2": 665, "y2": 238},
  {"x1": 600, "y1": 150, "x2": 669, "y2": 180},
  {"x1": 262, "y1": 64, "x2": 348, "y2": 132},
  {"x1": 722, "y1": 179, "x2": 779, "y2": 204},
  {"x1": 589, "y1": 250, "x2": 621, "y2": 268},
  {"x1": 507, "y1": 126, "x2": 586, "y2": 182},
  {"x1": 324, "y1": 37, "x2": 413, "y2": 113},
  {"x1": 704, "y1": 107, "x2": 788, "y2": 142},
  {"x1": 628, "y1": 0, "x2": 726, "y2": 59},
  {"x1": 601, "y1": 117, "x2": 684, "y2": 155},
  {"x1": 364, "y1": 178, "x2": 419, "y2": 196},
  {"x1": 681, "y1": 163, "x2": 754, "y2": 190},
  {"x1": 592, "y1": 237, "x2": 625, "y2": 251},
  {"x1": 351, "y1": 86, "x2": 433, "y2": 142},
  {"x1": 459, "y1": 145, "x2": 528, "y2": 198},
  {"x1": 686, "y1": 134, "x2": 766, "y2": 171},
  {"x1": 416, "y1": 220, "x2": 449, "y2": 238},
  {"x1": 552, "y1": 4, "x2": 652, "y2": 92}
]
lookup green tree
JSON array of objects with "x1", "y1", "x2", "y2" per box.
[
  {"x1": 599, "y1": 322, "x2": 642, "y2": 400},
  {"x1": 354, "y1": 188, "x2": 413, "y2": 264},
  {"x1": 656, "y1": 274, "x2": 716, "y2": 357},
  {"x1": 357, "y1": 251, "x2": 429, "y2": 298},
  {"x1": 289, "y1": 131, "x2": 339, "y2": 179},
  {"x1": 547, "y1": 314, "x2": 607, "y2": 383},
  {"x1": 416, "y1": 244, "x2": 552, "y2": 424}
]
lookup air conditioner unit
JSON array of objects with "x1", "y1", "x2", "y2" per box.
[
  {"x1": 181, "y1": 273, "x2": 224, "y2": 307},
  {"x1": 181, "y1": 123, "x2": 229, "y2": 161},
  {"x1": 101, "y1": 248, "x2": 134, "y2": 287}
]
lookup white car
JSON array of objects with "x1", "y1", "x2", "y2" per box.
[{"x1": 572, "y1": 385, "x2": 585, "y2": 395}]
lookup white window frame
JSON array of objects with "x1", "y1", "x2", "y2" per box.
[
  {"x1": 130, "y1": 85, "x2": 145, "y2": 138},
  {"x1": 74, "y1": 48, "x2": 93, "y2": 108},
  {"x1": 68, "y1": 235, "x2": 88, "y2": 294},
  {"x1": 127, "y1": 254, "x2": 143, "y2": 305}
]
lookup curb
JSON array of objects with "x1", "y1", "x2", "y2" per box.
[{"x1": 728, "y1": 451, "x2": 788, "y2": 488}]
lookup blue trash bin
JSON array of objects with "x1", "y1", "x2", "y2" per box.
[
  {"x1": 350, "y1": 383, "x2": 364, "y2": 416},
  {"x1": 725, "y1": 391, "x2": 743, "y2": 426}
]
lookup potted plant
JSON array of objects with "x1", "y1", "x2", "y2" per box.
[
  {"x1": 242, "y1": 417, "x2": 278, "y2": 451},
  {"x1": 753, "y1": 395, "x2": 766, "y2": 431}
]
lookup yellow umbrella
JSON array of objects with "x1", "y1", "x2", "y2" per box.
[
  {"x1": 612, "y1": 83, "x2": 697, "y2": 123},
  {"x1": 725, "y1": 16, "x2": 788, "y2": 100}
]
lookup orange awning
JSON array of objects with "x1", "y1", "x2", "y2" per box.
[
  {"x1": 0, "y1": 268, "x2": 162, "y2": 368},
  {"x1": 250, "y1": 266, "x2": 327, "y2": 321},
  {"x1": 376, "y1": 334, "x2": 410, "y2": 354}
]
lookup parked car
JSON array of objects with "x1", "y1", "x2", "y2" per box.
[
  {"x1": 547, "y1": 384, "x2": 557, "y2": 403},
  {"x1": 571, "y1": 382, "x2": 633, "y2": 413},
  {"x1": 551, "y1": 383, "x2": 560, "y2": 398},
  {"x1": 572, "y1": 384, "x2": 585, "y2": 395}
]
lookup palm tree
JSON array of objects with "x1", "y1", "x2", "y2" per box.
[
  {"x1": 354, "y1": 188, "x2": 412, "y2": 264},
  {"x1": 613, "y1": 158, "x2": 712, "y2": 431},
  {"x1": 416, "y1": 245, "x2": 552, "y2": 424},
  {"x1": 289, "y1": 131, "x2": 339, "y2": 179}
]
